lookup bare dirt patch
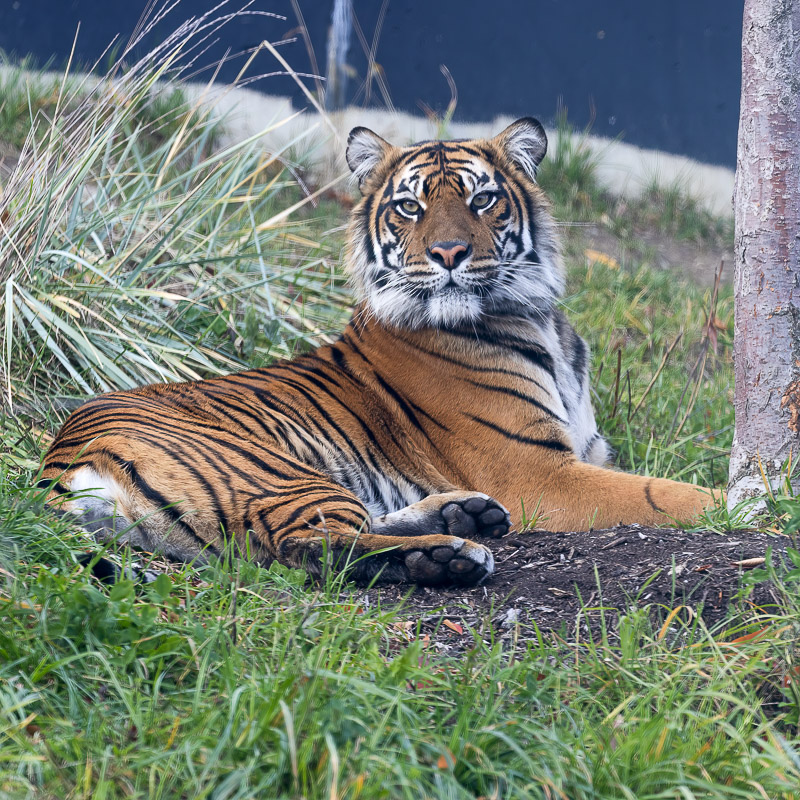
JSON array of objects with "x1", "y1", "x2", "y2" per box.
[
  {"x1": 579, "y1": 224, "x2": 733, "y2": 287},
  {"x1": 0, "y1": 140, "x2": 19, "y2": 184},
  {"x1": 362, "y1": 526, "x2": 792, "y2": 651}
]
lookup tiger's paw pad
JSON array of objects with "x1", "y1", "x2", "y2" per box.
[
  {"x1": 441, "y1": 495, "x2": 511, "y2": 539},
  {"x1": 404, "y1": 539, "x2": 494, "y2": 586}
]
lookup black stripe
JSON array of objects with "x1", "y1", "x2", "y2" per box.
[
  {"x1": 55, "y1": 402, "x2": 323, "y2": 484},
  {"x1": 105, "y1": 439, "x2": 235, "y2": 536},
  {"x1": 226, "y1": 370, "x2": 396, "y2": 500},
  {"x1": 256, "y1": 373, "x2": 369, "y2": 461},
  {"x1": 280, "y1": 495, "x2": 368, "y2": 532},
  {"x1": 56, "y1": 426, "x2": 237, "y2": 535},
  {"x1": 253, "y1": 376, "x2": 404, "y2": 503},
  {"x1": 444, "y1": 329, "x2": 556, "y2": 377},
  {"x1": 644, "y1": 479, "x2": 666, "y2": 513},
  {"x1": 191, "y1": 388, "x2": 280, "y2": 439},
  {"x1": 280, "y1": 357, "x2": 416, "y2": 476},
  {"x1": 581, "y1": 432, "x2": 602, "y2": 462},
  {"x1": 326, "y1": 344, "x2": 354, "y2": 378},
  {"x1": 341, "y1": 334, "x2": 449, "y2": 433},
  {"x1": 464, "y1": 379, "x2": 566, "y2": 424},
  {"x1": 390, "y1": 332, "x2": 551, "y2": 393},
  {"x1": 466, "y1": 414, "x2": 570, "y2": 451},
  {"x1": 37, "y1": 478, "x2": 68, "y2": 495}
]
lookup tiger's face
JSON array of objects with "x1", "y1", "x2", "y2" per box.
[{"x1": 345, "y1": 118, "x2": 563, "y2": 329}]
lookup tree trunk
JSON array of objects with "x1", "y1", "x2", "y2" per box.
[{"x1": 728, "y1": 0, "x2": 800, "y2": 507}]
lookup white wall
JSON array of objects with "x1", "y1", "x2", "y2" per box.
[{"x1": 194, "y1": 83, "x2": 735, "y2": 217}]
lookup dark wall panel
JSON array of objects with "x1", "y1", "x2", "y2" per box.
[{"x1": 0, "y1": 1, "x2": 742, "y2": 165}]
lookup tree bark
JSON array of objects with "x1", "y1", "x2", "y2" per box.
[{"x1": 729, "y1": 0, "x2": 800, "y2": 506}]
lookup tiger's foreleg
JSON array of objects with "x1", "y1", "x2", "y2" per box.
[
  {"x1": 367, "y1": 490, "x2": 510, "y2": 582},
  {"x1": 510, "y1": 460, "x2": 721, "y2": 531}
]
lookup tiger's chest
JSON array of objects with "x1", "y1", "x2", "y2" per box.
[
  {"x1": 369, "y1": 322, "x2": 602, "y2": 508},
  {"x1": 316, "y1": 314, "x2": 602, "y2": 510},
  {"x1": 372, "y1": 314, "x2": 595, "y2": 454},
  {"x1": 249, "y1": 313, "x2": 601, "y2": 518}
]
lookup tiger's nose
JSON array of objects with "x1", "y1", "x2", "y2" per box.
[{"x1": 426, "y1": 240, "x2": 472, "y2": 269}]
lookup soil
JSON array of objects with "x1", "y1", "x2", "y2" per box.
[
  {"x1": 361, "y1": 526, "x2": 794, "y2": 651},
  {"x1": 0, "y1": 140, "x2": 19, "y2": 183}
]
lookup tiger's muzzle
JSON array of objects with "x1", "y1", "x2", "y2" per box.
[{"x1": 426, "y1": 240, "x2": 472, "y2": 270}]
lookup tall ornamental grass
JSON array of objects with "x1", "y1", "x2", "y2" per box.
[{"x1": 0, "y1": 2, "x2": 351, "y2": 412}]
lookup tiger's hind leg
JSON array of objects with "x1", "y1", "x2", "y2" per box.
[
  {"x1": 39, "y1": 464, "x2": 220, "y2": 565},
  {"x1": 256, "y1": 488, "x2": 503, "y2": 586},
  {"x1": 43, "y1": 440, "x2": 499, "y2": 585}
]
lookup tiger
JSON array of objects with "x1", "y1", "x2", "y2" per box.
[{"x1": 40, "y1": 117, "x2": 718, "y2": 587}]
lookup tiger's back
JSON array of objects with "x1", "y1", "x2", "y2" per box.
[{"x1": 41, "y1": 118, "x2": 717, "y2": 586}]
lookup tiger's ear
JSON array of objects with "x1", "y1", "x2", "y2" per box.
[
  {"x1": 346, "y1": 127, "x2": 393, "y2": 187},
  {"x1": 493, "y1": 117, "x2": 548, "y2": 180}
]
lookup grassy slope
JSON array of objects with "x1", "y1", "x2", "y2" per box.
[
  {"x1": 540, "y1": 123, "x2": 733, "y2": 484},
  {"x1": 1, "y1": 62, "x2": 799, "y2": 799}
]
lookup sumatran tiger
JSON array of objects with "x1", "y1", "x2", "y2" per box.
[{"x1": 40, "y1": 118, "x2": 718, "y2": 586}]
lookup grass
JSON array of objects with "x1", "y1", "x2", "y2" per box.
[
  {"x1": 0, "y1": 44, "x2": 350, "y2": 423},
  {"x1": 539, "y1": 114, "x2": 734, "y2": 269},
  {"x1": 535, "y1": 118, "x2": 735, "y2": 490},
  {"x1": 2, "y1": 118, "x2": 346, "y2": 401},
  {"x1": 0, "y1": 55, "x2": 75, "y2": 151},
  {"x1": 626, "y1": 180, "x2": 734, "y2": 246},
  {"x1": 2, "y1": 11, "x2": 799, "y2": 797},
  {"x1": 2, "y1": 487, "x2": 800, "y2": 798},
  {"x1": 537, "y1": 113, "x2": 607, "y2": 220},
  {"x1": 566, "y1": 259, "x2": 733, "y2": 487},
  {"x1": 0, "y1": 54, "x2": 199, "y2": 155}
]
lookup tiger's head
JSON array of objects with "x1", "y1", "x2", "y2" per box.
[{"x1": 345, "y1": 117, "x2": 562, "y2": 329}]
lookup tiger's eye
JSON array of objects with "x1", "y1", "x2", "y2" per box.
[
  {"x1": 399, "y1": 199, "x2": 421, "y2": 215},
  {"x1": 471, "y1": 192, "x2": 493, "y2": 210}
]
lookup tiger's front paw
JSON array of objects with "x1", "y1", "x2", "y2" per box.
[
  {"x1": 441, "y1": 494, "x2": 511, "y2": 539},
  {"x1": 404, "y1": 537, "x2": 494, "y2": 586}
]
